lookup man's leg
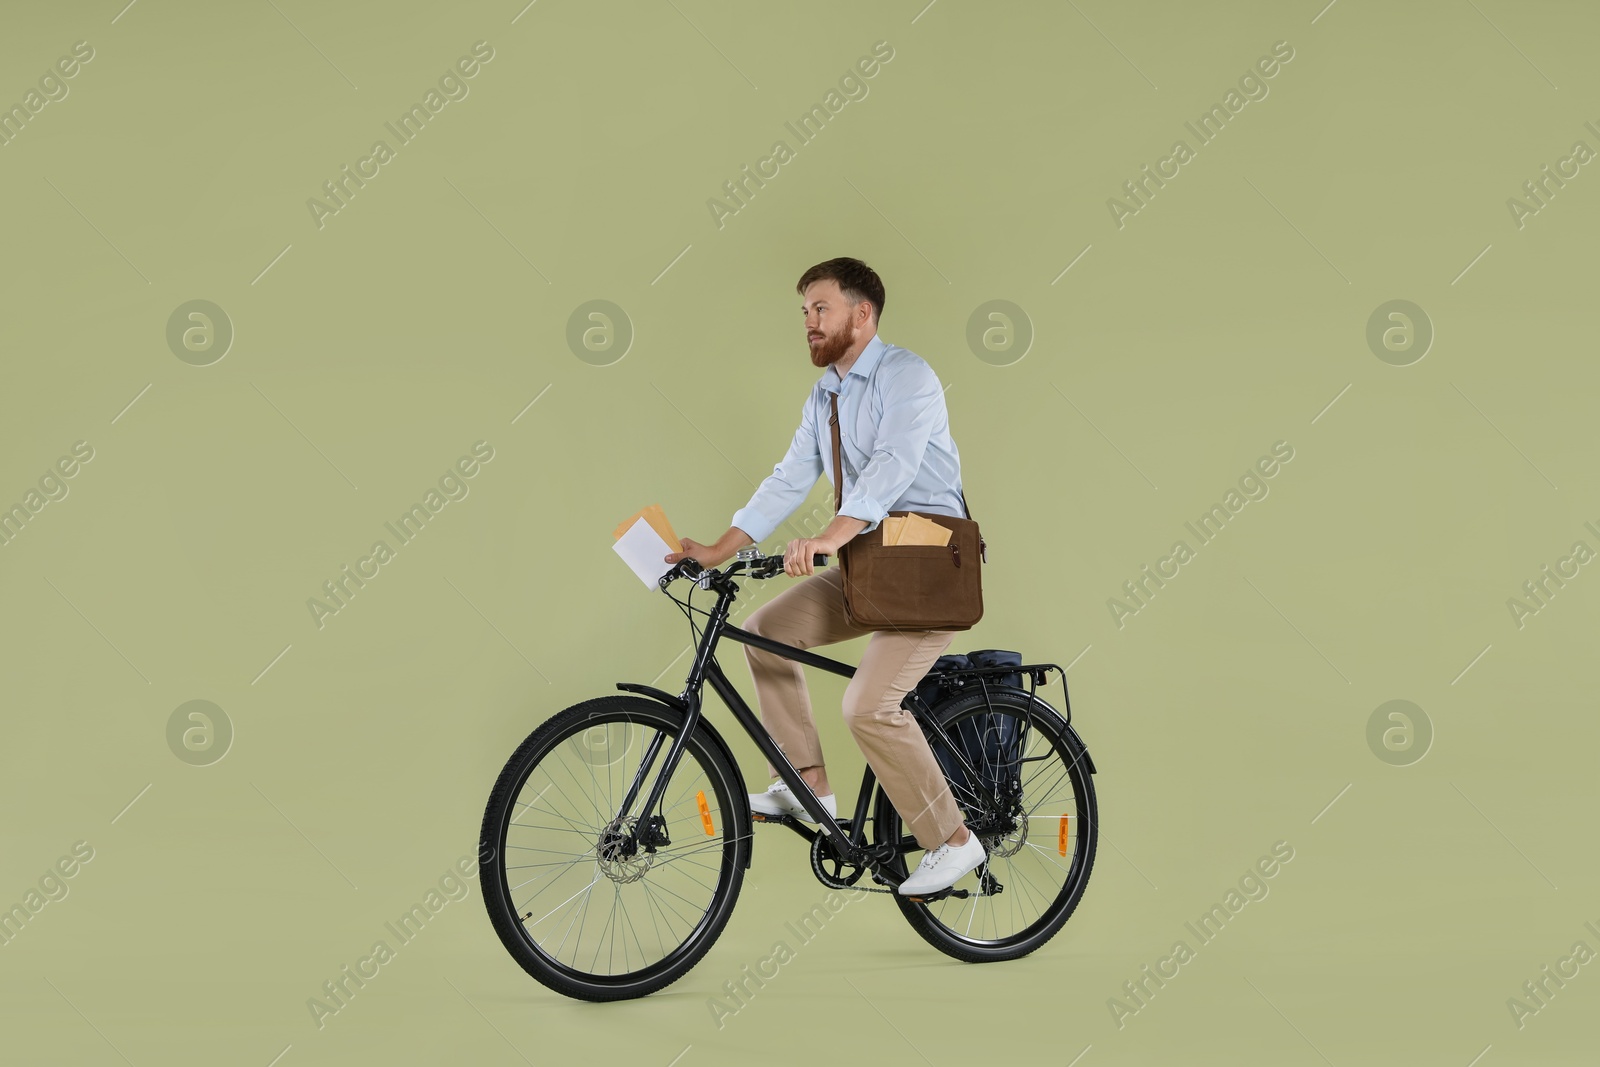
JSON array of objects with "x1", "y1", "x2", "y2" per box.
[
  {"x1": 841, "y1": 626, "x2": 962, "y2": 851},
  {"x1": 742, "y1": 565, "x2": 868, "y2": 789}
]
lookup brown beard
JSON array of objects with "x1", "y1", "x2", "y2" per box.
[{"x1": 809, "y1": 320, "x2": 855, "y2": 368}]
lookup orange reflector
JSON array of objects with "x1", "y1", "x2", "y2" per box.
[
  {"x1": 697, "y1": 790, "x2": 715, "y2": 836},
  {"x1": 1058, "y1": 815, "x2": 1070, "y2": 856}
]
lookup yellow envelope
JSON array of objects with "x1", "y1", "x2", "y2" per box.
[
  {"x1": 613, "y1": 503, "x2": 681, "y2": 553},
  {"x1": 883, "y1": 518, "x2": 953, "y2": 550},
  {"x1": 890, "y1": 514, "x2": 951, "y2": 546}
]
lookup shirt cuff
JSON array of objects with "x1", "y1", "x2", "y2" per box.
[
  {"x1": 838, "y1": 498, "x2": 885, "y2": 535},
  {"x1": 729, "y1": 505, "x2": 777, "y2": 545}
]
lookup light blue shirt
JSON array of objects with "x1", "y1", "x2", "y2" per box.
[{"x1": 730, "y1": 332, "x2": 967, "y2": 545}]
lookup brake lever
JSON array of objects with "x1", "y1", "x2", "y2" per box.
[{"x1": 658, "y1": 558, "x2": 703, "y2": 591}]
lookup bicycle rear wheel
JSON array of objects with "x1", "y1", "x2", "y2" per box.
[
  {"x1": 479, "y1": 695, "x2": 750, "y2": 1001},
  {"x1": 872, "y1": 688, "x2": 1097, "y2": 962}
]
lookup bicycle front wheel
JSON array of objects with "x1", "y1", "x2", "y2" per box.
[
  {"x1": 873, "y1": 688, "x2": 1098, "y2": 962},
  {"x1": 479, "y1": 695, "x2": 750, "y2": 1001}
]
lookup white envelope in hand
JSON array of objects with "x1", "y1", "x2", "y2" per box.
[{"x1": 613, "y1": 516, "x2": 676, "y2": 589}]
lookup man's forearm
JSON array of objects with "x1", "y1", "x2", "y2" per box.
[
  {"x1": 817, "y1": 514, "x2": 869, "y2": 551},
  {"x1": 720, "y1": 515, "x2": 866, "y2": 556},
  {"x1": 716, "y1": 526, "x2": 757, "y2": 557}
]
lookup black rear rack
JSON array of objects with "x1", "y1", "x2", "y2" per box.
[{"x1": 910, "y1": 660, "x2": 1074, "y2": 726}]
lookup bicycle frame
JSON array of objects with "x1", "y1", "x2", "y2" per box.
[{"x1": 608, "y1": 560, "x2": 1085, "y2": 891}]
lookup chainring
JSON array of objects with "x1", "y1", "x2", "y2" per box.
[{"x1": 809, "y1": 833, "x2": 867, "y2": 890}]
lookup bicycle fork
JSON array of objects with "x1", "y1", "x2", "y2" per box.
[{"x1": 612, "y1": 587, "x2": 733, "y2": 855}]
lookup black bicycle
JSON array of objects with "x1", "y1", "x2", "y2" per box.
[{"x1": 479, "y1": 549, "x2": 1098, "y2": 1001}]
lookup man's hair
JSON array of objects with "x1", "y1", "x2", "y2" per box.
[{"x1": 796, "y1": 257, "x2": 886, "y2": 323}]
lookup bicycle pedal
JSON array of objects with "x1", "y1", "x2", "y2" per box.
[
  {"x1": 751, "y1": 812, "x2": 848, "y2": 828},
  {"x1": 903, "y1": 887, "x2": 971, "y2": 903}
]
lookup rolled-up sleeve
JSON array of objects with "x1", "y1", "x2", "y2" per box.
[
  {"x1": 838, "y1": 360, "x2": 941, "y2": 527},
  {"x1": 730, "y1": 393, "x2": 823, "y2": 544}
]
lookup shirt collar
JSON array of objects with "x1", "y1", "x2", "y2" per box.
[{"x1": 821, "y1": 332, "x2": 887, "y2": 394}]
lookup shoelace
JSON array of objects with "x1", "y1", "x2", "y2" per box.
[{"x1": 916, "y1": 844, "x2": 952, "y2": 870}]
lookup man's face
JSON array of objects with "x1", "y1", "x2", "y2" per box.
[{"x1": 803, "y1": 280, "x2": 863, "y2": 369}]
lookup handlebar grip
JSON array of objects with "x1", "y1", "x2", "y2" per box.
[{"x1": 812, "y1": 552, "x2": 829, "y2": 566}]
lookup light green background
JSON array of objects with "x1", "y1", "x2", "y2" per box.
[{"x1": 2, "y1": 1, "x2": 1597, "y2": 1064}]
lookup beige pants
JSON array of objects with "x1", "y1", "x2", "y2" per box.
[{"x1": 742, "y1": 563, "x2": 962, "y2": 850}]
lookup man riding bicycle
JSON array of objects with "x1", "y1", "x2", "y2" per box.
[{"x1": 664, "y1": 256, "x2": 986, "y2": 897}]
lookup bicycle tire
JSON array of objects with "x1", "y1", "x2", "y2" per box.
[
  {"x1": 872, "y1": 688, "x2": 1098, "y2": 962},
  {"x1": 479, "y1": 695, "x2": 751, "y2": 1001}
]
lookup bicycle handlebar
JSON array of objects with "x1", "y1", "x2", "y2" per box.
[{"x1": 659, "y1": 551, "x2": 830, "y2": 590}]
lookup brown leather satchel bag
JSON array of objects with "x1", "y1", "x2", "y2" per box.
[{"x1": 829, "y1": 391, "x2": 985, "y2": 632}]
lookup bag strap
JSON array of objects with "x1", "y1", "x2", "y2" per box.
[{"x1": 829, "y1": 390, "x2": 843, "y2": 515}]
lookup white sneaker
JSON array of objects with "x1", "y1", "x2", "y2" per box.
[
  {"x1": 749, "y1": 780, "x2": 836, "y2": 823},
  {"x1": 897, "y1": 830, "x2": 987, "y2": 896}
]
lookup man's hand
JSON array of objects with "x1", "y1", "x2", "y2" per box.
[
  {"x1": 783, "y1": 537, "x2": 835, "y2": 577},
  {"x1": 665, "y1": 537, "x2": 728, "y2": 569}
]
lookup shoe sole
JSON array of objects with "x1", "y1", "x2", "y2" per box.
[{"x1": 751, "y1": 810, "x2": 811, "y2": 823}]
